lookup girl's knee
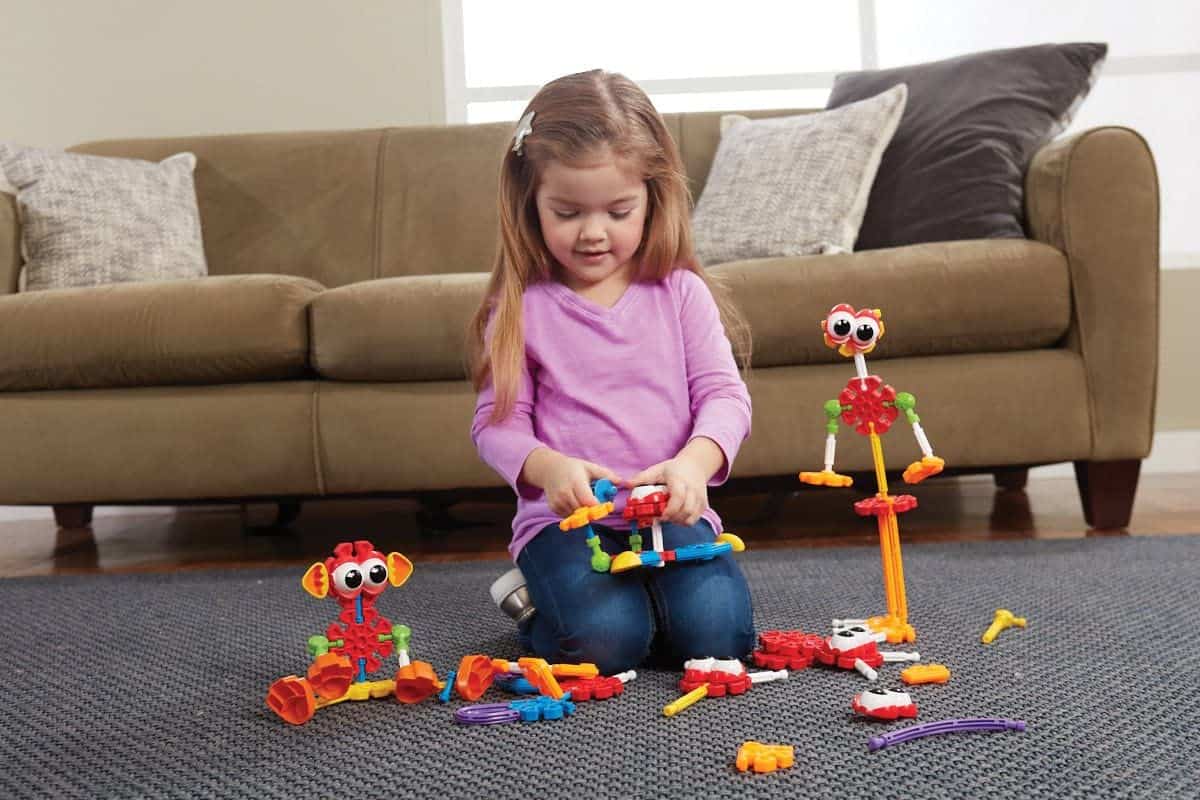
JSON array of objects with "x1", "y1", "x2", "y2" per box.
[
  {"x1": 528, "y1": 583, "x2": 654, "y2": 675},
  {"x1": 657, "y1": 568, "x2": 755, "y2": 661}
]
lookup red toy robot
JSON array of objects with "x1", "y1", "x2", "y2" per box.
[{"x1": 265, "y1": 540, "x2": 441, "y2": 724}]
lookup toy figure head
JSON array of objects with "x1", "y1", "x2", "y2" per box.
[
  {"x1": 821, "y1": 303, "x2": 885, "y2": 357},
  {"x1": 300, "y1": 540, "x2": 413, "y2": 602}
]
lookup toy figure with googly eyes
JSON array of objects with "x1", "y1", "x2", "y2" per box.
[
  {"x1": 265, "y1": 540, "x2": 443, "y2": 724},
  {"x1": 799, "y1": 304, "x2": 945, "y2": 643}
]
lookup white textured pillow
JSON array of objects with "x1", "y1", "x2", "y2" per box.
[
  {"x1": 0, "y1": 144, "x2": 207, "y2": 291},
  {"x1": 692, "y1": 84, "x2": 907, "y2": 265}
]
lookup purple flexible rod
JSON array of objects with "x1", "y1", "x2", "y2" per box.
[
  {"x1": 868, "y1": 718, "x2": 1026, "y2": 752},
  {"x1": 454, "y1": 703, "x2": 520, "y2": 725}
]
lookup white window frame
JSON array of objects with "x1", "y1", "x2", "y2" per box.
[{"x1": 440, "y1": 0, "x2": 1200, "y2": 268}]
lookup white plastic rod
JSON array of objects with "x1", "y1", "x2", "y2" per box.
[
  {"x1": 854, "y1": 352, "x2": 869, "y2": 387},
  {"x1": 913, "y1": 422, "x2": 934, "y2": 458},
  {"x1": 396, "y1": 649, "x2": 411, "y2": 668},
  {"x1": 823, "y1": 433, "x2": 838, "y2": 472},
  {"x1": 854, "y1": 659, "x2": 879, "y2": 681},
  {"x1": 882, "y1": 651, "x2": 921, "y2": 663},
  {"x1": 748, "y1": 669, "x2": 789, "y2": 684},
  {"x1": 613, "y1": 670, "x2": 637, "y2": 684},
  {"x1": 832, "y1": 618, "x2": 868, "y2": 627}
]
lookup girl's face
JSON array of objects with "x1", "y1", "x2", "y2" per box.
[{"x1": 535, "y1": 146, "x2": 648, "y2": 294}]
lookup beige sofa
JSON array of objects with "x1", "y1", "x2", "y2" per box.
[{"x1": 0, "y1": 112, "x2": 1159, "y2": 530}]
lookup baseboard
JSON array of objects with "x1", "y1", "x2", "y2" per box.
[{"x1": 2, "y1": 430, "x2": 1195, "y2": 522}]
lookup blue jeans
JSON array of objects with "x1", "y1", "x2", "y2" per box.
[{"x1": 515, "y1": 518, "x2": 755, "y2": 675}]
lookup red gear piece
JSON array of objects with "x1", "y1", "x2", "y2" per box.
[
  {"x1": 679, "y1": 668, "x2": 752, "y2": 697},
  {"x1": 558, "y1": 675, "x2": 625, "y2": 702},
  {"x1": 813, "y1": 638, "x2": 884, "y2": 671},
  {"x1": 327, "y1": 605, "x2": 393, "y2": 674},
  {"x1": 752, "y1": 630, "x2": 823, "y2": 670},
  {"x1": 854, "y1": 494, "x2": 918, "y2": 517},
  {"x1": 623, "y1": 490, "x2": 669, "y2": 528},
  {"x1": 839, "y1": 376, "x2": 899, "y2": 436}
]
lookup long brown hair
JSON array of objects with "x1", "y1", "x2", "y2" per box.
[{"x1": 467, "y1": 69, "x2": 751, "y2": 423}]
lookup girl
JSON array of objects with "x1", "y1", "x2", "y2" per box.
[{"x1": 469, "y1": 69, "x2": 754, "y2": 676}]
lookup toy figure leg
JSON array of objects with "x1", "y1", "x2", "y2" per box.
[
  {"x1": 644, "y1": 520, "x2": 755, "y2": 666},
  {"x1": 517, "y1": 523, "x2": 654, "y2": 675}
]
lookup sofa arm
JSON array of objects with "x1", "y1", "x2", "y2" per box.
[
  {"x1": 0, "y1": 193, "x2": 19, "y2": 295},
  {"x1": 1025, "y1": 127, "x2": 1160, "y2": 460}
]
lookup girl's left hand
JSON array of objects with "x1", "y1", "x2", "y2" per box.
[{"x1": 624, "y1": 457, "x2": 709, "y2": 526}]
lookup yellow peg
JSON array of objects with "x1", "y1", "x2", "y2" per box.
[
  {"x1": 663, "y1": 683, "x2": 709, "y2": 717},
  {"x1": 982, "y1": 608, "x2": 1027, "y2": 644}
]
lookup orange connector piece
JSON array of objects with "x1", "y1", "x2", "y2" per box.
[
  {"x1": 900, "y1": 663, "x2": 951, "y2": 685},
  {"x1": 558, "y1": 502, "x2": 614, "y2": 531},
  {"x1": 799, "y1": 470, "x2": 853, "y2": 488},
  {"x1": 902, "y1": 455, "x2": 945, "y2": 484},
  {"x1": 517, "y1": 656, "x2": 564, "y2": 699},
  {"x1": 736, "y1": 742, "x2": 794, "y2": 773}
]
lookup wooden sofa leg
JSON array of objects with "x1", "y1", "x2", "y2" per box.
[
  {"x1": 53, "y1": 504, "x2": 94, "y2": 529},
  {"x1": 993, "y1": 468, "x2": 1028, "y2": 491},
  {"x1": 1073, "y1": 459, "x2": 1141, "y2": 530}
]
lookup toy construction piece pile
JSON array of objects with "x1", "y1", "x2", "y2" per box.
[
  {"x1": 264, "y1": 540, "x2": 639, "y2": 728},
  {"x1": 559, "y1": 478, "x2": 745, "y2": 573}
]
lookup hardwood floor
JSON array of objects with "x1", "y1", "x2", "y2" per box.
[{"x1": 1, "y1": 472, "x2": 1197, "y2": 578}]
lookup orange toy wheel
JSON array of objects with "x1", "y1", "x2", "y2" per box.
[
  {"x1": 307, "y1": 652, "x2": 354, "y2": 700},
  {"x1": 266, "y1": 675, "x2": 317, "y2": 725},
  {"x1": 394, "y1": 660, "x2": 442, "y2": 704},
  {"x1": 455, "y1": 654, "x2": 497, "y2": 701}
]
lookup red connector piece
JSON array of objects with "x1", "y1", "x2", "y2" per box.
[
  {"x1": 752, "y1": 630, "x2": 823, "y2": 670},
  {"x1": 558, "y1": 675, "x2": 625, "y2": 701}
]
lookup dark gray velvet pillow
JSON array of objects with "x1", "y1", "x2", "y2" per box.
[{"x1": 826, "y1": 42, "x2": 1107, "y2": 250}]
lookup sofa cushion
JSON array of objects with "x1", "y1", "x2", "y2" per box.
[
  {"x1": 713, "y1": 239, "x2": 1071, "y2": 369},
  {"x1": 310, "y1": 273, "x2": 487, "y2": 382},
  {"x1": 0, "y1": 274, "x2": 322, "y2": 391},
  {"x1": 311, "y1": 240, "x2": 1069, "y2": 381},
  {"x1": 0, "y1": 145, "x2": 208, "y2": 290},
  {"x1": 827, "y1": 42, "x2": 1107, "y2": 250},
  {"x1": 692, "y1": 84, "x2": 907, "y2": 264}
]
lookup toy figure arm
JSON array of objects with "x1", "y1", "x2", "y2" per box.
[
  {"x1": 895, "y1": 392, "x2": 945, "y2": 484},
  {"x1": 799, "y1": 399, "x2": 853, "y2": 488},
  {"x1": 384, "y1": 624, "x2": 413, "y2": 667},
  {"x1": 307, "y1": 634, "x2": 333, "y2": 659}
]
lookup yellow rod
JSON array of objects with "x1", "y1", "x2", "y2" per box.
[
  {"x1": 664, "y1": 684, "x2": 709, "y2": 717},
  {"x1": 868, "y1": 425, "x2": 889, "y2": 496}
]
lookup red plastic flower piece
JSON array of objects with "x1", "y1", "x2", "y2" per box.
[
  {"x1": 854, "y1": 494, "x2": 918, "y2": 517},
  {"x1": 558, "y1": 675, "x2": 625, "y2": 702},
  {"x1": 839, "y1": 376, "x2": 899, "y2": 436}
]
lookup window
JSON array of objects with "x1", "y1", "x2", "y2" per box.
[{"x1": 447, "y1": 0, "x2": 1200, "y2": 264}]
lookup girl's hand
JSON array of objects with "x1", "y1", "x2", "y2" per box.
[
  {"x1": 542, "y1": 453, "x2": 623, "y2": 517},
  {"x1": 625, "y1": 457, "x2": 709, "y2": 526}
]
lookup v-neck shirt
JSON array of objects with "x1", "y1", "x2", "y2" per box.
[{"x1": 471, "y1": 267, "x2": 752, "y2": 560}]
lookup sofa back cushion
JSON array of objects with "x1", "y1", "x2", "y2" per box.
[
  {"x1": 67, "y1": 111, "x2": 807, "y2": 286},
  {"x1": 71, "y1": 130, "x2": 384, "y2": 288}
]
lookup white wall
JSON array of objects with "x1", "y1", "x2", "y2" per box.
[{"x1": 0, "y1": 0, "x2": 445, "y2": 148}]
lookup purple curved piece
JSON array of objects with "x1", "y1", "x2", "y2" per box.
[
  {"x1": 454, "y1": 703, "x2": 520, "y2": 726},
  {"x1": 868, "y1": 718, "x2": 1026, "y2": 752}
]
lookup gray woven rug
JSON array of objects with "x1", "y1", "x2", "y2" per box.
[{"x1": 2, "y1": 536, "x2": 1198, "y2": 799}]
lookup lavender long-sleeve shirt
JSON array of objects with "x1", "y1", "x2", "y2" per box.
[{"x1": 471, "y1": 268, "x2": 752, "y2": 560}]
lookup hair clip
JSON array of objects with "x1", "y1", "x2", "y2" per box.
[{"x1": 512, "y1": 111, "x2": 535, "y2": 156}]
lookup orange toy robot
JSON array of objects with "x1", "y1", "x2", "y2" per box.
[
  {"x1": 266, "y1": 540, "x2": 441, "y2": 724},
  {"x1": 799, "y1": 305, "x2": 945, "y2": 643}
]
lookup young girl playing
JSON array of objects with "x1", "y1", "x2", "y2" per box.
[{"x1": 469, "y1": 69, "x2": 754, "y2": 676}]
